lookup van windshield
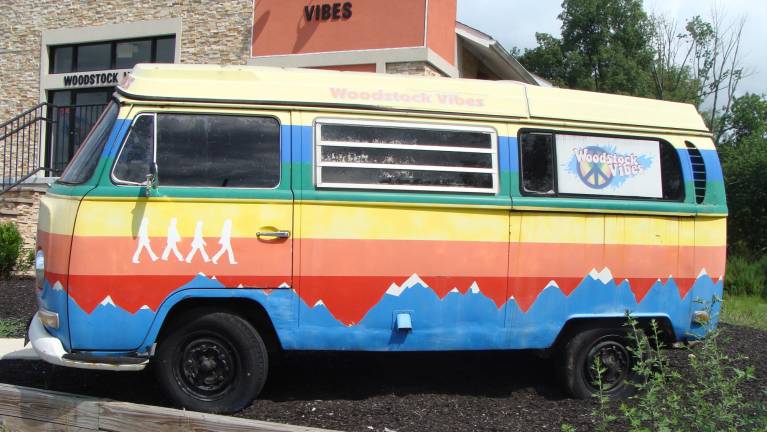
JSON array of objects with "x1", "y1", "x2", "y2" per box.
[{"x1": 58, "y1": 102, "x2": 119, "y2": 184}]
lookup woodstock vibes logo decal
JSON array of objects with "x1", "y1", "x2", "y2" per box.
[
  {"x1": 132, "y1": 217, "x2": 237, "y2": 265},
  {"x1": 570, "y1": 146, "x2": 652, "y2": 189},
  {"x1": 556, "y1": 134, "x2": 663, "y2": 198}
]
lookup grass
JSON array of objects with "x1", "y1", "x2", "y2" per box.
[
  {"x1": 722, "y1": 295, "x2": 767, "y2": 331},
  {"x1": 0, "y1": 318, "x2": 25, "y2": 338}
]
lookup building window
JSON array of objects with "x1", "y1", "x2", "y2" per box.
[
  {"x1": 49, "y1": 35, "x2": 176, "y2": 74},
  {"x1": 315, "y1": 120, "x2": 498, "y2": 193},
  {"x1": 519, "y1": 131, "x2": 684, "y2": 201},
  {"x1": 112, "y1": 113, "x2": 281, "y2": 188}
]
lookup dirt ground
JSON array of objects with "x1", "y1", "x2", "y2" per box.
[{"x1": 2, "y1": 277, "x2": 765, "y2": 431}]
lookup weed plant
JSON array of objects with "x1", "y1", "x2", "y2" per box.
[
  {"x1": 726, "y1": 255, "x2": 767, "y2": 299},
  {"x1": 572, "y1": 300, "x2": 767, "y2": 431}
]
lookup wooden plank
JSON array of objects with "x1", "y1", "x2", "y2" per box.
[
  {"x1": 0, "y1": 414, "x2": 93, "y2": 432},
  {"x1": 0, "y1": 384, "x2": 339, "y2": 432},
  {"x1": 98, "y1": 402, "x2": 339, "y2": 432},
  {"x1": 0, "y1": 383, "x2": 99, "y2": 430}
]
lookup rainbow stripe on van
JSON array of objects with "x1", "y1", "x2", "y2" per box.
[{"x1": 36, "y1": 65, "x2": 726, "y2": 356}]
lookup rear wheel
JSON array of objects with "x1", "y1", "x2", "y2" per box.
[
  {"x1": 154, "y1": 312, "x2": 268, "y2": 413},
  {"x1": 560, "y1": 326, "x2": 638, "y2": 399}
]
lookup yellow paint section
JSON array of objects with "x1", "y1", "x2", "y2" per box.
[
  {"x1": 297, "y1": 202, "x2": 509, "y2": 242},
  {"x1": 605, "y1": 215, "x2": 679, "y2": 246},
  {"x1": 519, "y1": 212, "x2": 604, "y2": 244},
  {"x1": 73, "y1": 199, "x2": 292, "y2": 237},
  {"x1": 694, "y1": 217, "x2": 728, "y2": 246},
  {"x1": 38, "y1": 194, "x2": 81, "y2": 236}
]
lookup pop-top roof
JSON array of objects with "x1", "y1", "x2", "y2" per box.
[{"x1": 118, "y1": 64, "x2": 710, "y2": 133}]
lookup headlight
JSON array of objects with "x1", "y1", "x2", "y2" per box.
[{"x1": 35, "y1": 249, "x2": 45, "y2": 289}]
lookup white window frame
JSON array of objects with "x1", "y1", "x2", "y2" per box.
[{"x1": 314, "y1": 118, "x2": 499, "y2": 194}]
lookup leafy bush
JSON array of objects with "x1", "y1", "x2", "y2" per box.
[
  {"x1": 725, "y1": 255, "x2": 767, "y2": 298},
  {"x1": 584, "y1": 305, "x2": 767, "y2": 431},
  {"x1": 0, "y1": 221, "x2": 23, "y2": 279}
]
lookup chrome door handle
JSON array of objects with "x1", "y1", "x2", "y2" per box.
[{"x1": 256, "y1": 230, "x2": 290, "y2": 239}]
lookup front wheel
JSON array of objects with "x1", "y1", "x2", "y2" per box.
[
  {"x1": 154, "y1": 312, "x2": 268, "y2": 413},
  {"x1": 560, "y1": 327, "x2": 639, "y2": 399}
]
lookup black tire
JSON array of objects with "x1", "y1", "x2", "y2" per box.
[
  {"x1": 560, "y1": 326, "x2": 639, "y2": 399},
  {"x1": 153, "y1": 312, "x2": 268, "y2": 414}
]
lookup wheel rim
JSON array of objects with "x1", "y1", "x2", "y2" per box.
[
  {"x1": 584, "y1": 338, "x2": 630, "y2": 393},
  {"x1": 174, "y1": 334, "x2": 238, "y2": 401}
]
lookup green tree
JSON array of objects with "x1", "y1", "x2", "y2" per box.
[
  {"x1": 519, "y1": 0, "x2": 655, "y2": 96},
  {"x1": 719, "y1": 93, "x2": 767, "y2": 255}
]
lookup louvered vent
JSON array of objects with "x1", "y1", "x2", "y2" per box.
[{"x1": 685, "y1": 142, "x2": 706, "y2": 204}]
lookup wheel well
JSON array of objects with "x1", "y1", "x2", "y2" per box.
[
  {"x1": 155, "y1": 297, "x2": 283, "y2": 354},
  {"x1": 552, "y1": 316, "x2": 677, "y2": 352}
]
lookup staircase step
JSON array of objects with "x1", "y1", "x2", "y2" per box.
[
  {"x1": 0, "y1": 209, "x2": 20, "y2": 216},
  {"x1": 0, "y1": 197, "x2": 36, "y2": 204}
]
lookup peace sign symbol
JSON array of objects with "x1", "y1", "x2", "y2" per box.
[{"x1": 577, "y1": 147, "x2": 614, "y2": 189}]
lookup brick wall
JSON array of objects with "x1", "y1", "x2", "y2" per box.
[{"x1": 0, "y1": 0, "x2": 254, "y2": 121}]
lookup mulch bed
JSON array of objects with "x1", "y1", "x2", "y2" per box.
[{"x1": 1, "y1": 276, "x2": 765, "y2": 431}]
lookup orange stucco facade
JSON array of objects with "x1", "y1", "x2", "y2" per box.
[{"x1": 251, "y1": 0, "x2": 457, "y2": 66}]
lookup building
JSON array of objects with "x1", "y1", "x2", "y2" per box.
[{"x1": 0, "y1": 0, "x2": 538, "y2": 247}]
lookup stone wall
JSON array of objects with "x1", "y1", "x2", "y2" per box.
[
  {"x1": 0, "y1": 185, "x2": 48, "y2": 251},
  {"x1": 0, "y1": 0, "x2": 254, "y2": 121},
  {"x1": 386, "y1": 61, "x2": 446, "y2": 77}
]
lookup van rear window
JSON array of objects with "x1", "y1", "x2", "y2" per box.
[
  {"x1": 519, "y1": 131, "x2": 684, "y2": 201},
  {"x1": 58, "y1": 102, "x2": 118, "y2": 184},
  {"x1": 315, "y1": 120, "x2": 498, "y2": 193}
]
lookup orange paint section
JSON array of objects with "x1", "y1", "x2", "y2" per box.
[
  {"x1": 312, "y1": 64, "x2": 377, "y2": 72},
  {"x1": 251, "y1": 0, "x2": 427, "y2": 56},
  {"x1": 45, "y1": 230, "x2": 726, "y2": 326},
  {"x1": 426, "y1": 0, "x2": 457, "y2": 64},
  {"x1": 67, "y1": 235, "x2": 292, "y2": 279}
]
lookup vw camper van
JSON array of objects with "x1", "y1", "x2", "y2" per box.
[{"x1": 30, "y1": 64, "x2": 726, "y2": 413}]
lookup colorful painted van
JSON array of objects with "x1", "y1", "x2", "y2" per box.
[{"x1": 29, "y1": 64, "x2": 726, "y2": 413}]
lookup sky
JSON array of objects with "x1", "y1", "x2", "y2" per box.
[{"x1": 457, "y1": 0, "x2": 767, "y2": 96}]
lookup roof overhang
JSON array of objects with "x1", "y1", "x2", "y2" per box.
[{"x1": 455, "y1": 22, "x2": 539, "y2": 85}]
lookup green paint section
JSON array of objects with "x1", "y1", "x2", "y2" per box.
[
  {"x1": 512, "y1": 196, "x2": 699, "y2": 215},
  {"x1": 50, "y1": 157, "x2": 724, "y2": 216}
]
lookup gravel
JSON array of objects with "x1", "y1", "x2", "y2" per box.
[{"x1": 1, "y1": 276, "x2": 765, "y2": 431}]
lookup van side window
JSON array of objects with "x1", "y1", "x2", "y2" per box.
[
  {"x1": 113, "y1": 113, "x2": 281, "y2": 188},
  {"x1": 157, "y1": 114, "x2": 280, "y2": 188},
  {"x1": 520, "y1": 133, "x2": 555, "y2": 194},
  {"x1": 519, "y1": 131, "x2": 684, "y2": 201},
  {"x1": 112, "y1": 114, "x2": 154, "y2": 184},
  {"x1": 315, "y1": 120, "x2": 498, "y2": 193}
]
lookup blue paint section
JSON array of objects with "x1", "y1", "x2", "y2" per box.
[
  {"x1": 280, "y1": 125, "x2": 292, "y2": 164},
  {"x1": 699, "y1": 149, "x2": 724, "y2": 182},
  {"x1": 507, "y1": 136, "x2": 519, "y2": 173},
  {"x1": 104, "y1": 119, "x2": 134, "y2": 159},
  {"x1": 298, "y1": 125, "x2": 314, "y2": 165},
  {"x1": 291, "y1": 281, "x2": 509, "y2": 350},
  {"x1": 508, "y1": 275, "x2": 722, "y2": 349},
  {"x1": 38, "y1": 279, "x2": 71, "y2": 351},
  {"x1": 54, "y1": 271, "x2": 722, "y2": 355}
]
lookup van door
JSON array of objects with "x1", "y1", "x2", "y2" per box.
[{"x1": 68, "y1": 108, "x2": 293, "y2": 351}]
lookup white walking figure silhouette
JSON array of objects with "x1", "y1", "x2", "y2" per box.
[
  {"x1": 132, "y1": 217, "x2": 158, "y2": 263},
  {"x1": 212, "y1": 219, "x2": 237, "y2": 265},
  {"x1": 161, "y1": 218, "x2": 184, "y2": 261},
  {"x1": 185, "y1": 220, "x2": 210, "y2": 263}
]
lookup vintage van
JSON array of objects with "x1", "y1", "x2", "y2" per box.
[{"x1": 29, "y1": 64, "x2": 726, "y2": 413}]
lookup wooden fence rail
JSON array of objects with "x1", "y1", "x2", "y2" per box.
[{"x1": 0, "y1": 383, "x2": 338, "y2": 432}]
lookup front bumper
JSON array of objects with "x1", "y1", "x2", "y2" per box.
[{"x1": 28, "y1": 312, "x2": 148, "y2": 371}]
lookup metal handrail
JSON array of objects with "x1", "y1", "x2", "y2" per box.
[{"x1": 1, "y1": 102, "x2": 107, "y2": 194}]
